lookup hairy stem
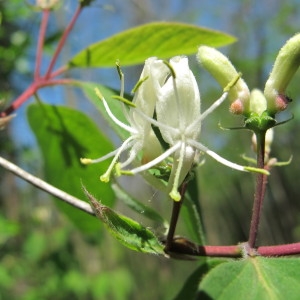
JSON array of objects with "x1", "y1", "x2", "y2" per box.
[{"x1": 248, "y1": 131, "x2": 267, "y2": 248}]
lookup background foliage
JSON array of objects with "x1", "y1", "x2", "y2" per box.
[{"x1": 1, "y1": 0, "x2": 300, "y2": 299}]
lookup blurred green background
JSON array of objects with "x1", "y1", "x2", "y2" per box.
[{"x1": 1, "y1": 0, "x2": 300, "y2": 299}]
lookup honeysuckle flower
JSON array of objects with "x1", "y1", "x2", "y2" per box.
[
  {"x1": 197, "y1": 45, "x2": 251, "y2": 116},
  {"x1": 122, "y1": 56, "x2": 261, "y2": 201},
  {"x1": 264, "y1": 33, "x2": 300, "y2": 115},
  {"x1": 81, "y1": 57, "x2": 163, "y2": 182}
]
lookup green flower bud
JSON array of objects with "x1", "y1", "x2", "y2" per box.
[
  {"x1": 264, "y1": 33, "x2": 300, "y2": 115},
  {"x1": 249, "y1": 89, "x2": 267, "y2": 116},
  {"x1": 197, "y1": 46, "x2": 250, "y2": 115}
]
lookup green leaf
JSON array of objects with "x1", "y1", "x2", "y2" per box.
[
  {"x1": 27, "y1": 103, "x2": 115, "y2": 233},
  {"x1": 173, "y1": 259, "x2": 226, "y2": 300},
  {"x1": 198, "y1": 257, "x2": 300, "y2": 300},
  {"x1": 68, "y1": 22, "x2": 236, "y2": 68},
  {"x1": 84, "y1": 187, "x2": 164, "y2": 255}
]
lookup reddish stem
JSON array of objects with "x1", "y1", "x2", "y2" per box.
[
  {"x1": 164, "y1": 182, "x2": 188, "y2": 253},
  {"x1": 48, "y1": 65, "x2": 69, "y2": 78},
  {"x1": 35, "y1": 9, "x2": 50, "y2": 79},
  {"x1": 44, "y1": 5, "x2": 82, "y2": 79},
  {"x1": 248, "y1": 131, "x2": 267, "y2": 249},
  {"x1": 168, "y1": 242, "x2": 300, "y2": 258},
  {"x1": 258, "y1": 242, "x2": 300, "y2": 256},
  {"x1": 1, "y1": 78, "x2": 76, "y2": 117}
]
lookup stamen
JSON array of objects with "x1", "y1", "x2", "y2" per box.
[
  {"x1": 80, "y1": 147, "x2": 123, "y2": 165},
  {"x1": 223, "y1": 73, "x2": 242, "y2": 92},
  {"x1": 133, "y1": 106, "x2": 179, "y2": 135},
  {"x1": 163, "y1": 60, "x2": 176, "y2": 78},
  {"x1": 100, "y1": 136, "x2": 136, "y2": 182},
  {"x1": 95, "y1": 88, "x2": 137, "y2": 134},
  {"x1": 131, "y1": 76, "x2": 149, "y2": 94},
  {"x1": 169, "y1": 141, "x2": 186, "y2": 201},
  {"x1": 123, "y1": 142, "x2": 181, "y2": 175},
  {"x1": 116, "y1": 60, "x2": 124, "y2": 97},
  {"x1": 187, "y1": 91, "x2": 229, "y2": 133},
  {"x1": 187, "y1": 74, "x2": 241, "y2": 132},
  {"x1": 163, "y1": 60, "x2": 182, "y2": 128},
  {"x1": 187, "y1": 139, "x2": 249, "y2": 172},
  {"x1": 120, "y1": 141, "x2": 141, "y2": 168},
  {"x1": 112, "y1": 95, "x2": 136, "y2": 107}
]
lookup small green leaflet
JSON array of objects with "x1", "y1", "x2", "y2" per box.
[{"x1": 83, "y1": 187, "x2": 165, "y2": 255}]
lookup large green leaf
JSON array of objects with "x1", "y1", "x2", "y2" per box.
[
  {"x1": 198, "y1": 257, "x2": 300, "y2": 299},
  {"x1": 173, "y1": 259, "x2": 226, "y2": 300},
  {"x1": 68, "y1": 22, "x2": 236, "y2": 68},
  {"x1": 27, "y1": 103, "x2": 115, "y2": 233},
  {"x1": 84, "y1": 187, "x2": 164, "y2": 255}
]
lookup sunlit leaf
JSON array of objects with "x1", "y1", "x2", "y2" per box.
[
  {"x1": 27, "y1": 103, "x2": 115, "y2": 233},
  {"x1": 84, "y1": 187, "x2": 165, "y2": 255},
  {"x1": 198, "y1": 257, "x2": 300, "y2": 300},
  {"x1": 68, "y1": 22, "x2": 236, "y2": 68}
]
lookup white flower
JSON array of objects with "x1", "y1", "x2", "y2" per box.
[
  {"x1": 81, "y1": 57, "x2": 162, "y2": 182},
  {"x1": 83, "y1": 56, "x2": 267, "y2": 201},
  {"x1": 126, "y1": 56, "x2": 254, "y2": 201}
]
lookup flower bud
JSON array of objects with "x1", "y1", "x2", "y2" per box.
[
  {"x1": 264, "y1": 33, "x2": 300, "y2": 115},
  {"x1": 197, "y1": 46, "x2": 250, "y2": 115},
  {"x1": 249, "y1": 89, "x2": 267, "y2": 116},
  {"x1": 36, "y1": 0, "x2": 58, "y2": 9}
]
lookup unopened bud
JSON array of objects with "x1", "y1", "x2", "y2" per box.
[
  {"x1": 197, "y1": 46, "x2": 250, "y2": 115},
  {"x1": 264, "y1": 33, "x2": 300, "y2": 115},
  {"x1": 36, "y1": 0, "x2": 59, "y2": 9},
  {"x1": 249, "y1": 89, "x2": 267, "y2": 116}
]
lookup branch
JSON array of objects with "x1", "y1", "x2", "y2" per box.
[
  {"x1": 0, "y1": 156, "x2": 94, "y2": 216},
  {"x1": 44, "y1": 5, "x2": 82, "y2": 79}
]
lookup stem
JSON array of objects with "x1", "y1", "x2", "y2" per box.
[
  {"x1": 1, "y1": 83, "x2": 38, "y2": 117},
  {"x1": 2, "y1": 155, "x2": 300, "y2": 258},
  {"x1": 35, "y1": 9, "x2": 50, "y2": 80},
  {"x1": 258, "y1": 242, "x2": 300, "y2": 256},
  {"x1": 164, "y1": 182, "x2": 188, "y2": 253},
  {"x1": 1, "y1": 78, "x2": 76, "y2": 117},
  {"x1": 248, "y1": 130, "x2": 267, "y2": 248},
  {"x1": 48, "y1": 65, "x2": 69, "y2": 78},
  {"x1": 44, "y1": 5, "x2": 82, "y2": 79},
  {"x1": 0, "y1": 156, "x2": 94, "y2": 215}
]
